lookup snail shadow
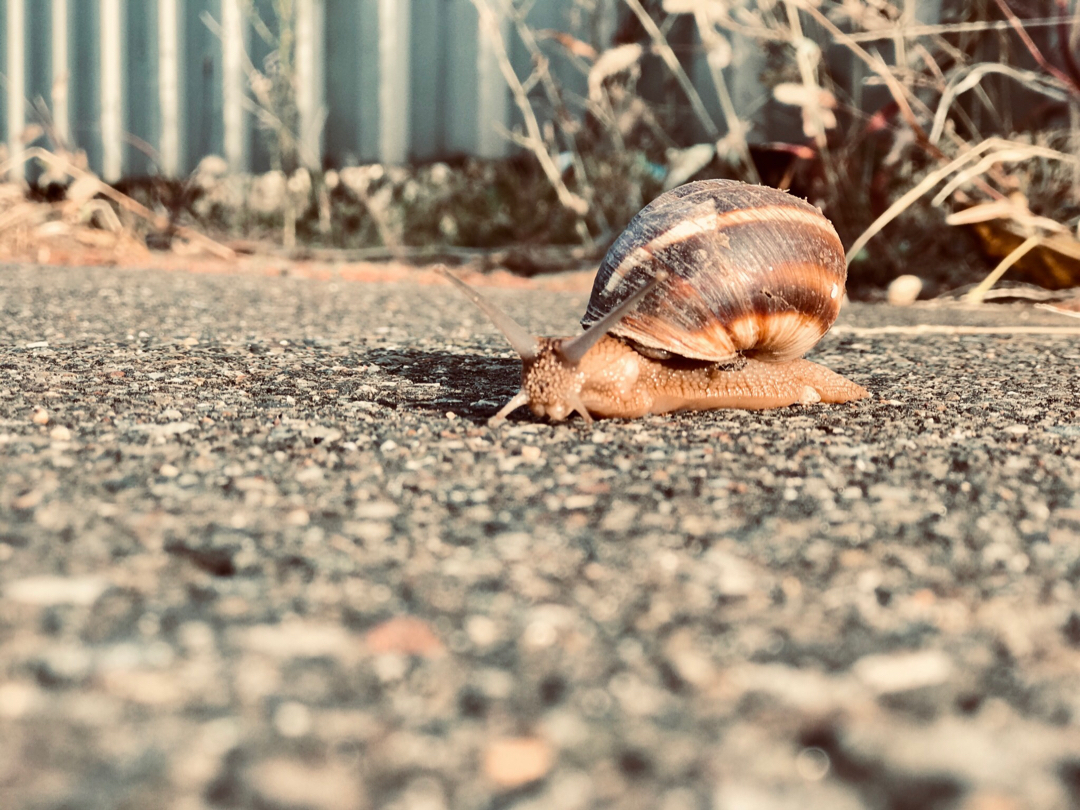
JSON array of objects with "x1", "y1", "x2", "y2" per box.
[{"x1": 361, "y1": 347, "x2": 521, "y2": 423}]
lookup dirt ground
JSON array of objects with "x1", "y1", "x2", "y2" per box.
[{"x1": 2, "y1": 261, "x2": 1080, "y2": 810}]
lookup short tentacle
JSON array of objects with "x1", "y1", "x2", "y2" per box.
[{"x1": 559, "y1": 270, "x2": 668, "y2": 364}]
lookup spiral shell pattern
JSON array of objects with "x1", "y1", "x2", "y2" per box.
[{"x1": 582, "y1": 180, "x2": 847, "y2": 363}]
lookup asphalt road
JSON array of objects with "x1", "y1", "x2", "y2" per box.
[{"x1": 2, "y1": 262, "x2": 1080, "y2": 810}]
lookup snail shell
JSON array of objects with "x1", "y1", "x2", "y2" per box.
[{"x1": 583, "y1": 179, "x2": 846, "y2": 363}]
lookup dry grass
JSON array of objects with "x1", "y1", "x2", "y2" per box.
[
  {"x1": 2, "y1": 0, "x2": 1077, "y2": 298},
  {"x1": 473, "y1": 0, "x2": 1080, "y2": 295}
]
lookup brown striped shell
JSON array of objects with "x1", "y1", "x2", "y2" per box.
[{"x1": 582, "y1": 179, "x2": 846, "y2": 363}]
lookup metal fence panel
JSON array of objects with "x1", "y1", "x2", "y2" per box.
[
  {"x1": 324, "y1": 0, "x2": 380, "y2": 167},
  {"x1": 70, "y1": 0, "x2": 103, "y2": 174},
  {"x1": 1, "y1": 0, "x2": 969, "y2": 181}
]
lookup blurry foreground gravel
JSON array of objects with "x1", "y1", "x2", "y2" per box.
[{"x1": 2, "y1": 263, "x2": 1080, "y2": 810}]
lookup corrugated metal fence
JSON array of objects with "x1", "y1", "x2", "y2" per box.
[
  {"x1": 1, "y1": 0, "x2": 959, "y2": 182},
  {"x1": 2, "y1": 0, "x2": 618, "y2": 180}
]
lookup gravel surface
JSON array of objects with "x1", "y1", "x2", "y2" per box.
[{"x1": 2, "y1": 263, "x2": 1080, "y2": 810}]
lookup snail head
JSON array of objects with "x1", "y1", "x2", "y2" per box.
[{"x1": 439, "y1": 266, "x2": 665, "y2": 425}]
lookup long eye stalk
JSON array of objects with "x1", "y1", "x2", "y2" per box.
[{"x1": 439, "y1": 267, "x2": 538, "y2": 361}]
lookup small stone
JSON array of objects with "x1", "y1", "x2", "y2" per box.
[
  {"x1": 5, "y1": 575, "x2": 108, "y2": 606},
  {"x1": 887, "y1": 274, "x2": 923, "y2": 305},
  {"x1": 795, "y1": 746, "x2": 831, "y2": 781},
  {"x1": 522, "y1": 620, "x2": 558, "y2": 649},
  {"x1": 354, "y1": 501, "x2": 399, "y2": 520},
  {"x1": 666, "y1": 647, "x2": 715, "y2": 689},
  {"x1": 32, "y1": 409, "x2": 50, "y2": 425},
  {"x1": 394, "y1": 777, "x2": 448, "y2": 810},
  {"x1": 285, "y1": 508, "x2": 310, "y2": 526},
  {"x1": 0, "y1": 682, "x2": 41, "y2": 718},
  {"x1": 11, "y1": 490, "x2": 43, "y2": 510},
  {"x1": 365, "y1": 616, "x2": 445, "y2": 658},
  {"x1": 960, "y1": 792, "x2": 1025, "y2": 810},
  {"x1": 295, "y1": 466, "x2": 325, "y2": 484},
  {"x1": 520, "y1": 446, "x2": 542, "y2": 462},
  {"x1": 853, "y1": 649, "x2": 952, "y2": 694},
  {"x1": 562, "y1": 494, "x2": 596, "y2": 510},
  {"x1": 350, "y1": 520, "x2": 393, "y2": 543},
  {"x1": 303, "y1": 425, "x2": 343, "y2": 444},
  {"x1": 161, "y1": 421, "x2": 197, "y2": 436},
  {"x1": 247, "y1": 757, "x2": 363, "y2": 810},
  {"x1": 483, "y1": 737, "x2": 555, "y2": 788},
  {"x1": 49, "y1": 425, "x2": 72, "y2": 441},
  {"x1": 465, "y1": 615, "x2": 500, "y2": 648},
  {"x1": 159, "y1": 463, "x2": 180, "y2": 478},
  {"x1": 274, "y1": 701, "x2": 313, "y2": 738}
]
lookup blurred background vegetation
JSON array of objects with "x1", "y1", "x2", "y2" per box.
[{"x1": 1, "y1": 0, "x2": 1078, "y2": 298}]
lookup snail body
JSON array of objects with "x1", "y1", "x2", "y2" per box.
[{"x1": 442, "y1": 179, "x2": 867, "y2": 425}]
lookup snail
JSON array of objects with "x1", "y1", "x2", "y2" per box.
[{"x1": 441, "y1": 179, "x2": 867, "y2": 425}]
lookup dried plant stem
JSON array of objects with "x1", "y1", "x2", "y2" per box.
[
  {"x1": 621, "y1": 0, "x2": 719, "y2": 140},
  {"x1": 1072, "y1": 101, "x2": 1080, "y2": 201},
  {"x1": 847, "y1": 137, "x2": 1079, "y2": 263},
  {"x1": 793, "y1": 0, "x2": 927, "y2": 144},
  {"x1": 200, "y1": 11, "x2": 303, "y2": 161},
  {"x1": 470, "y1": 0, "x2": 589, "y2": 221},
  {"x1": 792, "y1": 0, "x2": 1006, "y2": 204},
  {"x1": 930, "y1": 144, "x2": 1078, "y2": 206},
  {"x1": 846, "y1": 139, "x2": 1010, "y2": 262},
  {"x1": 504, "y1": 2, "x2": 605, "y2": 231},
  {"x1": 992, "y1": 0, "x2": 1079, "y2": 93},
  {"x1": 964, "y1": 235, "x2": 1043, "y2": 304},
  {"x1": 0, "y1": 146, "x2": 235, "y2": 259},
  {"x1": 844, "y1": 15, "x2": 1077, "y2": 42},
  {"x1": 692, "y1": 10, "x2": 758, "y2": 182},
  {"x1": 929, "y1": 63, "x2": 1070, "y2": 145},
  {"x1": 782, "y1": 1, "x2": 826, "y2": 151}
]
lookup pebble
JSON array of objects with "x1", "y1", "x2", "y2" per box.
[
  {"x1": 247, "y1": 758, "x2": 364, "y2": 810},
  {"x1": 5, "y1": 575, "x2": 109, "y2": 606},
  {"x1": 796, "y1": 747, "x2": 832, "y2": 781},
  {"x1": 852, "y1": 649, "x2": 953, "y2": 694},
  {"x1": 273, "y1": 701, "x2": 313, "y2": 737},
  {"x1": 0, "y1": 682, "x2": 42, "y2": 718},
  {"x1": 241, "y1": 622, "x2": 352, "y2": 659},
  {"x1": 465, "y1": 615, "x2": 500, "y2": 648},
  {"x1": 886, "y1": 274, "x2": 924, "y2": 305},
  {"x1": 483, "y1": 737, "x2": 555, "y2": 789},
  {"x1": 354, "y1": 500, "x2": 400, "y2": 519},
  {"x1": 48, "y1": 424, "x2": 72, "y2": 441},
  {"x1": 160, "y1": 421, "x2": 196, "y2": 436},
  {"x1": 365, "y1": 616, "x2": 445, "y2": 658}
]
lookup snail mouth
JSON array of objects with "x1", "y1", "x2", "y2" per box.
[
  {"x1": 530, "y1": 395, "x2": 592, "y2": 425},
  {"x1": 539, "y1": 403, "x2": 569, "y2": 421}
]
